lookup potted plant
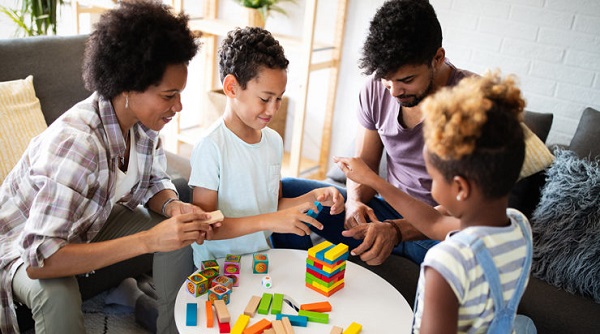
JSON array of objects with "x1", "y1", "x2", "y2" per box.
[
  {"x1": 0, "y1": 0, "x2": 64, "y2": 36},
  {"x1": 237, "y1": 0, "x2": 296, "y2": 28}
]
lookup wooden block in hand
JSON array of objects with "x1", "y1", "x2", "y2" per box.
[{"x1": 205, "y1": 210, "x2": 224, "y2": 224}]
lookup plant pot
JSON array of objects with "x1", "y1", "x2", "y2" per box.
[{"x1": 244, "y1": 7, "x2": 265, "y2": 28}]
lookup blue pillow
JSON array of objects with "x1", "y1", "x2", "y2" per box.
[{"x1": 531, "y1": 149, "x2": 600, "y2": 303}]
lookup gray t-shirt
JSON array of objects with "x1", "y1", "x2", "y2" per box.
[{"x1": 356, "y1": 60, "x2": 474, "y2": 206}]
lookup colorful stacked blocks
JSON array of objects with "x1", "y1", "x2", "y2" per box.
[
  {"x1": 208, "y1": 284, "x2": 231, "y2": 304},
  {"x1": 186, "y1": 272, "x2": 209, "y2": 297},
  {"x1": 224, "y1": 254, "x2": 241, "y2": 287},
  {"x1": 305, "y1": 241, "x2": 349, "y2": 297},
  {"x1": 201, "y1": 259, "x2": 219, "y2": 272},
  {"x1": 252, "y1": 253, "x2": 269, "y2": 274}
]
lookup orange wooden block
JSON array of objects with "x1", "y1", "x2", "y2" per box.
[
  {"x1": 205, "y1": 300, "x2": 214, "y2": 328},
  {"x1": 300, "y1": 301, "x2": 332, "y2": 312},
  {"x1": 243, "y1": 318, "x2": 272, "y2": 334}
]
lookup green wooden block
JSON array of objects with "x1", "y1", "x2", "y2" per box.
[
  {"x1": 298, "y1": 309, "x2": 329, "y2": 324},
  {"x1": 271, "y1": 293, "x2": 284, "y2": 315},
  {"x1": 257, "y1": 293, "x2": 273, "y2": 315}
]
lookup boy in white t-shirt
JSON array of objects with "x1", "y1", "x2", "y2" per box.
[{"x1": 188, "y1": 27, "x2": 344, "y2": 266}]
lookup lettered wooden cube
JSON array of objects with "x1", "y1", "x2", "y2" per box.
[
  {"x1": 198, "y1": 268, "x2": 219, "y2": 286},
  {"x1": 201, "y1": 259, "x2": 219, "y2": 272},
  {"x1": 224, "y1": 254, "x2": 241, "y2": 271},
  {"x1": 208, "y1": 284, "x2": 231, "y2": 305},
  {"x1": 186, "y1": 273, "x2": 209, "y2": 297},
  {"x1": 252, "y1": 253, "x2": 269, "y2": 274},
  {"x1": 212, "y1": 275, "x2": 234, "y2": 290},
  {"x1": 223, "y1": 263, "x2": 240, "y2": 287}
]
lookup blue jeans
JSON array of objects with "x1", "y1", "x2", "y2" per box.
[{"x1": 270, "y1": 177, "x2": 438, "y2": 264}]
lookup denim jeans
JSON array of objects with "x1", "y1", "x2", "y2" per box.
[{"x1": 270, "y1": 177, "x2": 438, "y2": 264}]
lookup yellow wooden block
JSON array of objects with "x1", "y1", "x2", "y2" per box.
[
  {"x1": 308, "y1": 240, "x2": 333, "y2": 258},
  {"x1": 343, "y1": 322, "x2": 362, "y2": 334},
  {"x1": 231, "y1": 314, "x2": 250, "y2": 334},
  {"x1": 324, "y1": 243, "x2": 348, "y2": 262}
]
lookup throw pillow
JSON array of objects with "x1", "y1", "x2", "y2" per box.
[
  {"x1": 519, "y1": 123, "x2": 554, "y2": 180},
  {"x1": 0, "y1": 76, "x2": 47, "y2": 183},
  {"x1": 530, "y1": 149, "x2": 600, "y2": 303}
]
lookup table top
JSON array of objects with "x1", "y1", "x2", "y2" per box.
[{"x1": 175, "y1": 248, "x2": 413, "y2": 333}]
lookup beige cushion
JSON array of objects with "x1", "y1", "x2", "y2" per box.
[
  {"x1": 0, "y1": 76, "x2": 47, "y2": 183},
  {"x1": 520, "y1": 123, "x2": 554, "y2": 179}
]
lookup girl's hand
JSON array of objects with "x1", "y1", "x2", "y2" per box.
[{"x1": 333, "y1": 156, "x2": 381, "y2": 188}]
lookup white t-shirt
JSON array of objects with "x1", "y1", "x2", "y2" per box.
[
  {"x1": 189, "y1": 118, "x2": 283, "y2": 267},
  {"x1": 112, "y1": 129, "x2": 139, "y2": 204}
]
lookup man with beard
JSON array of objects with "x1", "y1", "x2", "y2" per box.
[{"x1": 272, "y1": 0, "x2": 475, "y2": 266}]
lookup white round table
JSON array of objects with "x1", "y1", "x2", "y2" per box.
[{"x1": 174, "y1": 248, "x2": 413, "y2": 333}]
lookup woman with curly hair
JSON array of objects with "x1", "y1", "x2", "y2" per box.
[
  {"x1": 188, "y1": 27, "x2": 344, "y2": 267},
  {"x1": 0, "y1": 1, "x2": 214, "y2": 332},
  {"x1": 335, "y1": 71, "x2": 535, "y2": 333}
]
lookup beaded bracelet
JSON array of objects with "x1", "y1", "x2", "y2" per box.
[
  {"x1": 161, "y1": 198, "x2": 181, "y2": 217},
  {"x1": 382, "y1": 220, "x2": 403, "y2": 246}
]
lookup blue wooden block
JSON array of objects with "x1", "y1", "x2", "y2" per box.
[
  {"x1": 276, "y1": 313, "x2": 308, "y2": 327},
  {"x1": 186, "y1": 303, "x2": 197, "y2": 326},
  {"x1": 306, "y1": 201, "x2": 323, "y2": 219}
]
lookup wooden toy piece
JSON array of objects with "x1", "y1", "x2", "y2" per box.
[
  {"x1": 261, "y1": 275, "x2": 273, "y2": 289},
  {"x1": 212, "y1": 275, "x2": 234, "y2": 290},
  {"x1": 300, "y1": 301, "x2": 332, "y2": 312},
  {"x1": 186, "y1": 303, "x2": 197, "y2": 326},
  {"x1": 324, "y1": 243, "x2": 349, "y2": 263},
  {"x1": 330, "y1": 325, "x2": 343, "y2": 334},
  {"x1": 263, "y1": 329, "x2": 275, "y2": 334},
  {"x1": 224, "y1": 254, "x2": 242, "y2": 287},
  {"x1": 271, "y1": 293, "x2": 284, "y2": 315},
  {"x1": 271, "y1": 319, "x2": 286, "y2": 334},
  {"x1": 242, "y1": 318, "x2": 272, "y2": 334},
  {"x1": 275, "y1": 314, "x2": 308, "y2": 327},
  {"x1": 243, "y1": 295, "x2": 262, "y2": 317},
  {"x1": 208, "y1": 284, "x2": 232, "y2": 305},
  {"x1": 186, "y1": 272, "x2": 209, "y2": 297},
  {"x1": 281, "y1": 316, "x2": 295, "y2": 334},
  {"x1": 205, "y1": 300, "x2": 214, "y2": 328},
  {"x1": 201, "y1": 259, "x2": 220, "y2": 272},
  {"x1": 199, "y1": 268, "x2": 220, "y2": 285},
  {"x1": 252, "y1": 253, "x2": 269, "y2": 274},
  {"x1": 306, "y1": 201, "x2": 323, "y2": 218},
  {"x1": 205, "y1": 209, "x2": 225, "y2": 224},
  {"x1": 343, "y1": 322, "x2": 362, "y2": 334},
  {"x1": 214, "y1": 299, "x2": 231, "y2": 323},
  {"x1": 257, "y1": 293, "x2": 273, "y2": 315},
  {"x1": 217, "y1": 317, "x2": 231, "y2": 333},
  {"x1": 298, "y1": 309, "x2": 329, "y2": 324},
  {"x1": 230, "y1": 314, "x2": 250, "y2": 334},
  {"x1": 308, "y1": 240, "x2": 334, "y2": 258}
]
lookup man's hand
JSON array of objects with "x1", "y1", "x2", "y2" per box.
[
  {"x1": 342, "y1": 221, "x2": 399, "y2": 265},
  {"x1": 343, "y1": 200, "x2": 378, "y2": 229},
  {"x1": 144, "y1": 212, "x2": 216, "y2": 252}
]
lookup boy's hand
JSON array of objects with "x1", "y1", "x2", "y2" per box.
[
  {"x1": 267, "y1": 202, "x2": 324, "y2": 236},
  {"x1": 311, "y1": 186, "x2": 345, "y2": 215}
]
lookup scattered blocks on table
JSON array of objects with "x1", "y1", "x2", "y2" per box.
[
  {"x1": 231, "y1": 314, "x2": 250, "y2": 334},
  {"x1": 343, "y1": 322, "x2": 362, "y2": 334},
  {"x1": 243, "y1": 318, "x2": 272, "y2": 334},
  {"x1": 243, "y1": 295, "x2": 262, "y2": 317},
  {"x1": 306, "y1": 241, "x2": 348, "y2": 297},
  {"x1": 330, "y1": 325, "x2": 343, "y2": 334},
  {"x1": 201, "y1": 259, "x2": 220, "y2": 272},
  {"x1": 271, "y1": 293, "x2": 284, "y2": 315},
  {"x1": 276, "y1": 314, "x2": 308, "y2": 327},
  {"x1": 300, "y1": 301, "x2": 332, "y2": 312},
  {"x1": 205, "y1": 300, "x2": 214, "y2": 328},
  {"x1": 186, "y1": 272, "x2": 209, "y2": 297},
  {"x1": 257, "y1": 293, "x2": 273, "y2": 315},
  {"x1": 306, "y1": 201, "x2": 323, "y2": 219},
  {"x1": 208, "y1": 284, "x2": 232, "y2": 305},
  {"x1": 186, "y1": 303, "x2": 197, "y2": 326},
  {"x1": 214, "y1": 299, "x2": 231, "y2": 323},
  {"x1": 281, "y1": 317, "x2": 295, "y2": 334},
  {"x1": 213, "y1": 275, "x2": 234, "y2": 290},
  {"x1": 262, "y1": 276, "x2": 273, "y2": 289},
  {"x1": 252, "y1": 253, "x2": 269, "y2": 274},
  {"x1": 298, "y1": 309, "x2": 329, "y2": 324}
]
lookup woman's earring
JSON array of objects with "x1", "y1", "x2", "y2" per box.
[
  {"x1": 125, "y1": 95, "x2": 129, "y2": 109},
  {"x1": 456, "y1": 195, "x2": 461, "y2": 201}
]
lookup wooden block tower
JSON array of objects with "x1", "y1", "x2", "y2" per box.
[{"x1": 305, "y1": 241, "x2": 349, "y2": 297}]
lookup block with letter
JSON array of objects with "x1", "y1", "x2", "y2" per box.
[
  {"x1": 199, "y1": 268, "x2": 220, "y2": 286},
  {"x1": 306, "y1": 241, "x2": 349, "y2": 297},
  {"x1": 252, "y1": 253, "x2": 269, "y2": 274},
  {"x1": 208, "y1": 284, "x2": 232, "y2": 305},
  {"x1": 186, "y1": 272, "x2": 209, "y2": 297},
  {"x1": 212, "y1": 275, "x2": 234, "y2": 290},
  {"x1": 224, "y1": 254, "x2": 242, "y2": 287}
]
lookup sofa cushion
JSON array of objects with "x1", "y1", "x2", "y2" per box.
[
  {"x1": 0, "y1": 76, "x2": 47, "y2": 183},
  {"x1": 530, "y1": 149, "x2": 600, "y2": 303},
  {"x1": 569, "y1": 107, "x2": 600, "y2": 159},
  {"x1": 519, "y1": 123, "x2": 554, "y2": 179}
]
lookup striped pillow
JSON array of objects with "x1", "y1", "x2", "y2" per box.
[
  {"x1": 0, "y1": 76, "x2": 47, "y2": 183},
  {"x1": 520, "y1": 123, "x2": 554, "y2": 179}
]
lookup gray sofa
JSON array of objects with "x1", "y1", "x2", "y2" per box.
[{"x1": 0, "y1": 34, "x2": 191, "y2": 330}]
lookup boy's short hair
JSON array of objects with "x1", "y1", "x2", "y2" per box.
[
  {"x1": 218, "y1": 27, "x2": 289, "y2": 89},
  {"x1": 422, "y1": 71, "x2": 526, "y2": 199},
  {"x1": 359, "y1": 0, "x2": 442, "y2": 79}
]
